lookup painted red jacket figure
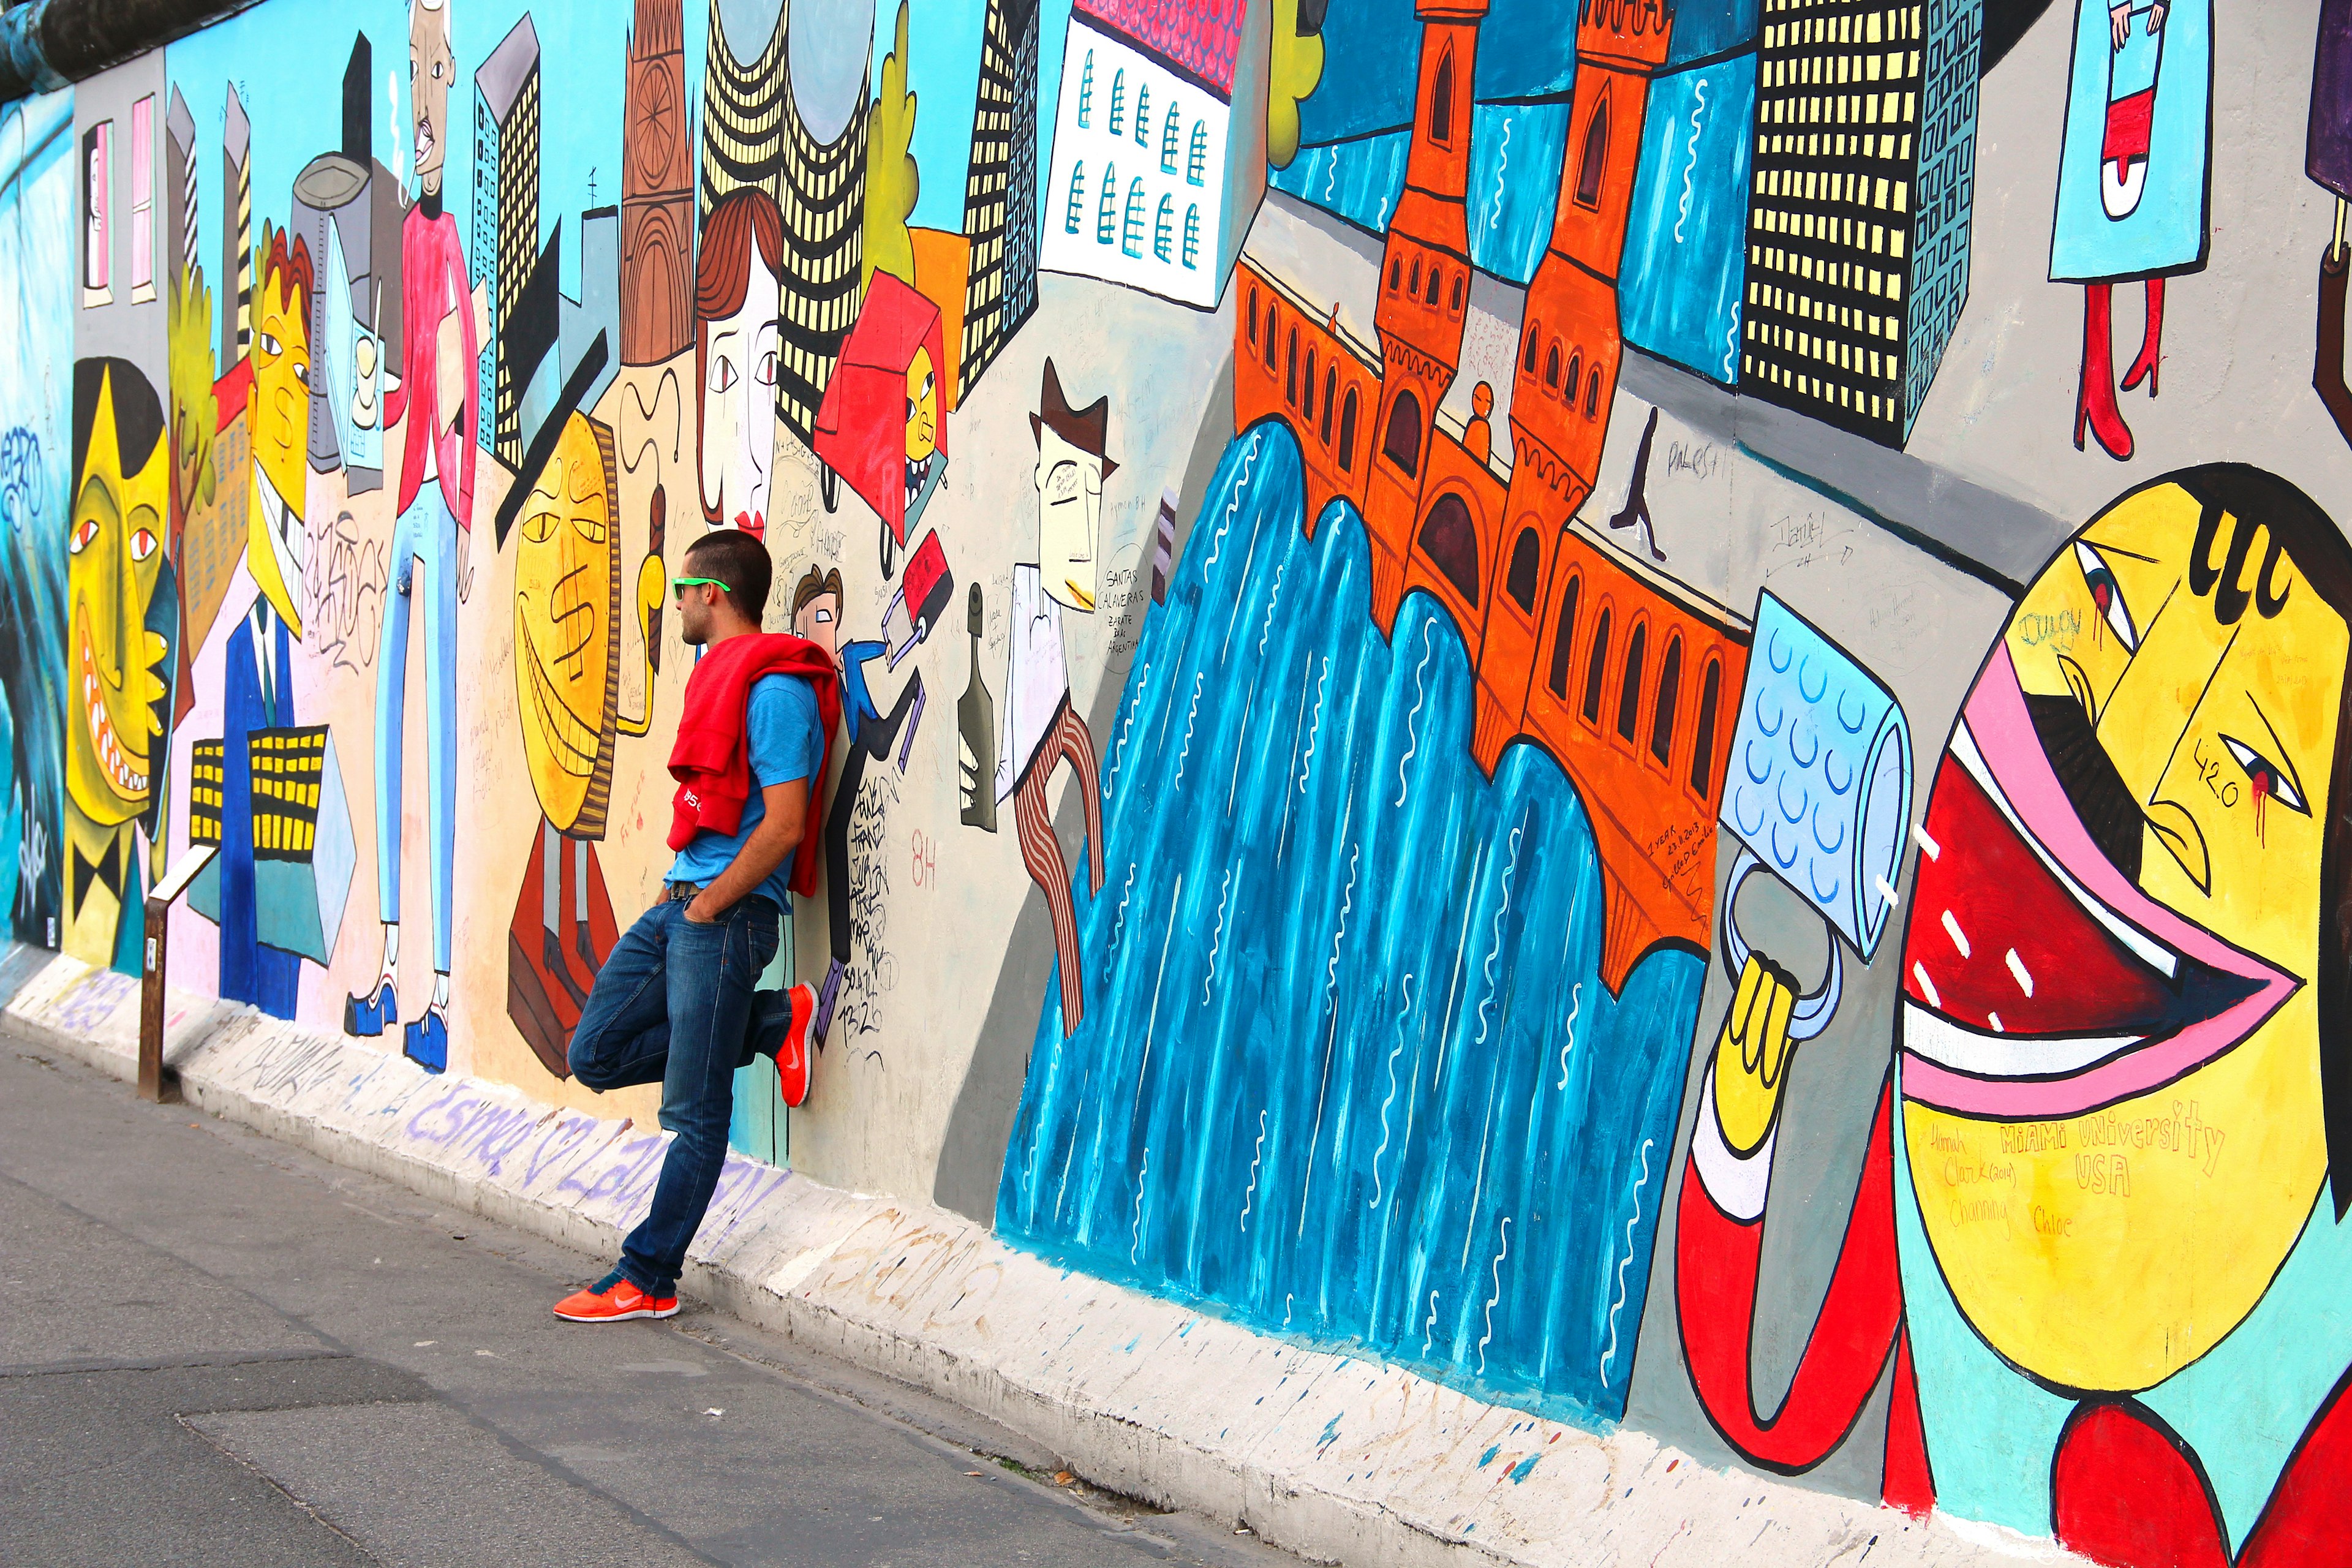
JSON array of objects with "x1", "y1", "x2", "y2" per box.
[
  {"x1": 383, "y1": 196, "x2": 477, "y2": 528},
  {"x1": 1675, "y1": 468, "x2": 2352, "y2": 1567}
]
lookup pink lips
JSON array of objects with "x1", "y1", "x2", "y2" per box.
[{"x1": 1898, "y1": 644, "x2": 2299, "y2": 1119}]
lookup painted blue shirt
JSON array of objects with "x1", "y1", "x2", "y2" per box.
[{"x1": 667, "y1": 673, "x2": 821, "y2": 914}]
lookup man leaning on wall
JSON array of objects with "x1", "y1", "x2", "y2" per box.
[{"x1": 553, "y1": 530, "x2": 839, "y2": 1323}]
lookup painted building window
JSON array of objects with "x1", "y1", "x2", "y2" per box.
[
  {"x1": 1286, "y1": 327, "x2": 1298, "y2": 405},
  {"x1": 1302, "y1": 350, "x2": 1317, "y2": 421},
  {"x1": 1338, "y1": 388, "x2": 1359, "y2": 471},
  {"x1": 1523, "y1": 322, "x2": 1541, "y2": 374},
  {"x1": 1319, "y1": 366, "x2": 1336, "y2": 442},
  {"x1": 1188, "y1": 121, "x2": 1208, "y2": 186},
  {"x1": 1616, "y1": 622, "x2": 1648, "y2": 742},
  {"x1": 1122, "y1": 177, "x2": 1147, "y2": 258},
  {"x1": 1586, "y1": 368, "x2": 1604, "y2": 419},
  {"x1": 1425, "y1": 265, "x2": 1441, "y2": 307},
  {"x1": 83, "y1": 120, "x2": 111, "y2": 304},
  {"x1": 1411, "y1": 256, "x2": 1423, "y2": 296},
  {"x1": 1134, "y1": 83, "x2": 1150, "y2": 147},
  {"x1": 1651, "y1": 635, "x2": 1683, "y2": 766},
  {"x1": 1097, "y1": 162, "x2": 1118, "y2": 244},
  {"x1": 1153, "y1": 194, "x2": 1174, "y2": 262},
  {"x1": 1506, "y1": 527, "x2": 1540, "y2": 612},
  {"x1": 1264, "y1": 307, "x2": 1278, "y2": 370},
  {"x1": 1078, "y1": 50, "x2": 1093, "y2": 128},
  {"x1": 1110, "y1": 70, "x2": 1126, "y2": 136},
  {"x1": 1066, "y1": 159, "x2": 1087, "y2": 233},
  {"x1": 1547, "y1": 573, "x2": 1582, "y2": 698},
  {"x1": 1565, "y1": 350, "x2": 1581, "y2": 398},
  {"x1": 1575, "y1": 92, "x2": 1610, "y2": 209},
  {"x1": 1545, "y1": 345, "x2": 1562, "y2": 389},
  {"x1": 1431, "y1": 47, "x2": 1455, "y2": 146},
  {"x1": 1583, "y1": 608, "x2": 1613, "y2": 723},
  {"x1": 1690, "y1": 657, "x2": 1722, "y2": 797},
  {"x1": 1382, "y1": 389, "x2": 1422, "y2": 477},
  {"x1": 1450, "y1": 273, "x2": 1464, "y2": 314},
  {"x1": 1390, "y1": 257, "x2": 1404, "y2": 292},
  {"x1": 1247, "y1": 286, "x2": 1259, "y2": 345},
  {"x1": 129, "y1": 96, "x2": 155, "y2": 303},
  {"x1": 1162, "y1": 105, "x2": 1182, "y2": 173},
  {"x1": 1182, "y1": 203, "x2": 1200, "y2": 268},
  {"x1": 1419, "y1": 494, "x2": 1480, "y2": 606}
]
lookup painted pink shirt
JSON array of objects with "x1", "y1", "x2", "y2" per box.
[{"x1": 383, "y1": 200, "x2": 478, "y2": 527}]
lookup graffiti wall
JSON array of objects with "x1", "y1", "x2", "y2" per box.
[{"x1": 10, "y1": 0, "x2": 2352, "y2": 1559}]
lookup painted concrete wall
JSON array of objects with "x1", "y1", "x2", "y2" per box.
[{"x1": 7, "y1": 0, "x2": 2352, "y2": 1561}]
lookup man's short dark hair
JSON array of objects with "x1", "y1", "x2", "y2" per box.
[{"x1": 686, "y1": 529, "x2": 772, "y2": 620}]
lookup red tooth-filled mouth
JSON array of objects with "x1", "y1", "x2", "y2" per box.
[{"x1": 1898, "y1": 645, "x2": 2296, "y2": 1119}]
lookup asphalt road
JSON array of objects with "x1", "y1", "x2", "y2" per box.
[{"x1": 0, "y1": 1024, "x2": 1300, "y2": 1568}]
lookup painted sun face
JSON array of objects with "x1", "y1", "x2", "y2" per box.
[
  {"x1": 698, "y1": 258, "x2": 781, "y2": 538},
  {"x1": 905, "y1": 345, "x2": 938, "y2": 464},
  {"x1": 67, "y1": 368, "x2": 173, "y2": 828},
  {"x1": 409, "y1": 0, "x2": 453, "y2": 198},
  {"x1": 248, "y1": 262, "x2": 311, "y2": 631},
  {"x1": 1034, "y1": 425, "x2": 1102, "y2": 614},
  {"x1": 513, "y1": 413, "x2": 619, "y2": 832},
  {"x1": 1899, "y1": 478, "x2": 2346, "y2": 1393}
]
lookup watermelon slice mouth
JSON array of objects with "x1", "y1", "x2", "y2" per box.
[{"x1": 1897, "y1": 645, "x2": 2298, "y2": 1120}]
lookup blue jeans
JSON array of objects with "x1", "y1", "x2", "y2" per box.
[
  {"x1": 567, "y1": 896, "x2": 780, "y2": 1295},
  {"x1": 377, "y1": 489, "x2": 458, "y2": 972}
]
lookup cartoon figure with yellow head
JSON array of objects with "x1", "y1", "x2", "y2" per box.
[
  {"x1": 503, "y1": 409, "x2": 665, "y2": 1077},
  {"x1": 1675, "y1": 466, "x2": 2352, "y2": 1565},
  {"x1": 63, "y1": 358, "x2": 177, "y2": 974}
]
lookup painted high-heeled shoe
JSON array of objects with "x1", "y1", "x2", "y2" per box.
[
  {"x1": 2120, "y1": 278, "x2": 2165, "y2": 396},
  {"x1": 2075, "y1": 283, "x2": 2135, "y2": 462}
]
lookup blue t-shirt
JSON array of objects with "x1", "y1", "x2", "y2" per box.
[{"x1": 668, "y1": 673, "x2": 823, "y2": 914}]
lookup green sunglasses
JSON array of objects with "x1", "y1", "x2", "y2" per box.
[{"x1": 671, "y1": 576, "x2": 732, "y2": 598}]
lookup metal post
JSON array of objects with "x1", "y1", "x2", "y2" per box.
[{"x1": 139, "y1": 845, "x2": 216, "y2": 1104}]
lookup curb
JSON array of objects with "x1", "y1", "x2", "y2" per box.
[{"x1": 1, "y1": 946, "x2": 2077, "y2": 1568}]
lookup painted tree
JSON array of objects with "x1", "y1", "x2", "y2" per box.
[
  {"x1": 1267, "y1": 0, "x2": 1327, "y2": 170},
  {"x1": 863, "y1": 0, "x2": 919, "y2": 290}
]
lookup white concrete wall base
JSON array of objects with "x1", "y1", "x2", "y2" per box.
[{"x1": 3, "y1": 949, "x2": 2082, "y2": 1568}]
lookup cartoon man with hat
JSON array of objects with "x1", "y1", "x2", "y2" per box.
[{"x1": 994, "y1": 359, "x2": 1113, "y2": 1035}]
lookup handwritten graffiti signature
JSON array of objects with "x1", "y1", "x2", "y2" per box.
[
  {"x1": 303, "y1": 509, "x2": 388, "y2": 673},
  {"x1": 0, "y1": 426, "x2": 43, "y2": 534}
]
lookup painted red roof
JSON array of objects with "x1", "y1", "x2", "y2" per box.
[{"x1": 1074, "y1": 0, "x2": 1248, "y2": 96}]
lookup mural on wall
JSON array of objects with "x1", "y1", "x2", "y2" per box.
[
  {"x1": 0, "y1": 89, "x2": 75, "y2": 954},
  {"x1": 15, "y1": 1, "x2": 2352, "y2": 1561}
]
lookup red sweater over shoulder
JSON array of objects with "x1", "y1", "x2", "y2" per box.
[{"x1": 668, "y1": 633, "x2": 841, "y2": 897}]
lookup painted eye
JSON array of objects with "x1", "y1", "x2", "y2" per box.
[
  {"x1": 130, "y1": 529, "x2": 157, "y2": 562},
  {"x1": 70, "y1": 517, "x2": 98, "y2": 554},
  {"x1": 755, "y1": 351, "x2": 778, "y2": 388},
  {"x1": 2220, "y1": 734, "x2": 2310, "y2": 815},
  {"x1": 293, "y1": 361, "x2": 311, "y2": 388},
  {"x1": 710, "y1": 357, "x2": 737, "y2": 394},
  {"x1": 2073, "y1": 540, "x2": 2138, "y2": 651}
]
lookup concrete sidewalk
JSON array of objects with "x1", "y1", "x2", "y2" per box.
[{"x1": 1, "y1": 946, "x2": 2076, "y2": 1568}]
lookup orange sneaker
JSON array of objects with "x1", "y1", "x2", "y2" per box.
[
  {"x1": 774, "y1": 984, "x2": 817, "y2": 1108},
  {"x1": 552, "y1": 1270, "x2": 679, "y2": 1322}
]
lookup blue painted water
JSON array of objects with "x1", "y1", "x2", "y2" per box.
[
  {"x1": 996, "y1": 421, "x2": 1704, "y2": 1427},
  {"x1": 1621, "y1": 54, "x2": 1758, "y2": 387}
]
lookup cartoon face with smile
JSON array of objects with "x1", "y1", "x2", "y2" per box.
[
  {"x1": 409, "y1": 0, "x2": 453, "y2": 200},
  {"x1": 248, "y1": 225, "x2": 312, "y2": 633},
  {"x1": 1899, "y1": 466, "x2": 2352, "y2": 1394},
  {"x1": 694, "y1": 188, "x2": 783, "y2": 540},
  {"x1": 66, "y1": 360, "x2": 174, "y2": 831},
  {"x1": 513, "y1": 413, "x2": 621, "y2": 834}
]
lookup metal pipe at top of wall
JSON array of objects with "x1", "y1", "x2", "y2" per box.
[{"x1": 1, "y1": 0, "x2": 260, "y2": 105}]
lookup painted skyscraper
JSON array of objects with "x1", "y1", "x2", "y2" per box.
[
  {"x1": 1738, "y1": 0, "x2": 1983, "y2": 445},
  {"x1": 473, "y1": 12, "x2": 543, "y2": 466},
  {"x1": 959, "y1": 0, "x2": 1042, "y2": 399},
  {"x1": 621, "y1": 0, "x2": 693, "y2": 366}
]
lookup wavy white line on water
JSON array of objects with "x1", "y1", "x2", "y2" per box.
[
  {"x1": 1202, "y1": 870, "x2": 1232, "y2": 1005},
  {"x1": 1240, "y1": 1109, "x2": 1267, "y2": 1231},
  {"x1": 1107, "y1": 862, "x2": 1137, "y2": 951},
  {"x1": 1257, "y1": 562, "x2": 1286, "y2": 655},
  {"x1": 1278, "y1": 656, "x2": 1313, "y2": 865},
  {"x1": 1107, "y1": 662, "x2": 1150, "y2": 799},
  {"x1": 1205, "y1": 440, "x2": 1256, "y2": 570},
  {"x1": 1477, "y1": 1216, "x2": 1513, "y2": 1377},
  {"x1": 1298, "y1": 809, "x2": 1358, "y2": 1237},
  {"x1": 1472, "y1": 821, "x2": 1526, "y2": 1055},
  {"x1": 1422, "y1": 1290, "x2": 1441, "y2": 1357},
  {"x1": 1395, "y1": 621, "x2": 1433, "y2": 807},
  {"x1": 1174, "y1": 673, "x2": 1204, "y2": 790},
  {"x1": 1724, "y1": 301, "x2": 1741, "y2": 383},
  {"x1": 1299, "y1": 656, "x2": 1330, "y2": 794},
  {"x1": 1675, "y1": 77, "x2": 1709, "y2": 244},
  {"x1": 1368, "y1": 974, "x2": 1414, "y2": 1209},
  {"x1": 1555, "y1": 982, "x2": 1584, "y2": 1090},
  {"x1": 1485, "y1": 115, "x2": 1513, "y2": 233},
  {"x1": 1602, "y1": 1137, "x2": 1657, "y2": 1388},
  {"x1": 1131, "y1": 1146, "x2": 1152, "y2": 1264}
]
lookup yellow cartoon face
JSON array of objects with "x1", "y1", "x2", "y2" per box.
[
  {"x1": 1899, "y1": 472, "x2": 2349, "y2": 1392},
  {"x1": 247, "y1": 251, "x2": 311, "y2": 632},
  {"x1": 513, "y1": 413, "x2": 619, "y2": 832},
  {"x1": 67, "y1": 363, "x2": 173, "y2": 829},
  {"x1": 905, "y1": 344, "x2": 938, "y2": 464}
]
